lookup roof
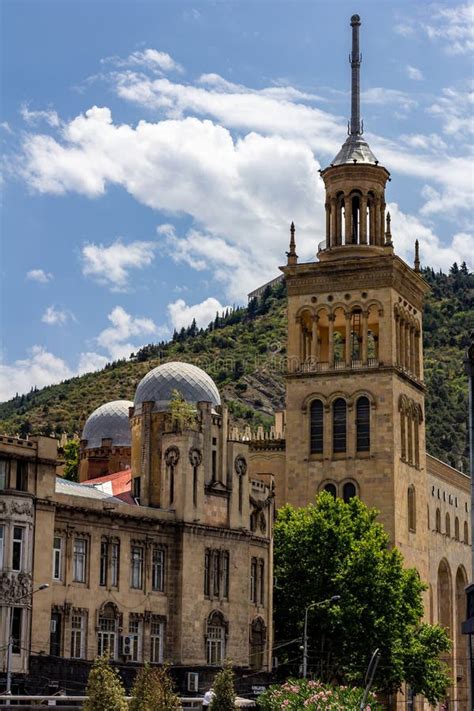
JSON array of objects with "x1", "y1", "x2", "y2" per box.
[
  {"x1": 81, "y1": 400, "x2": 133, "y2": 450},
  {"x1": 82, "y1": 469, "x2": 135, "y2": 504},
  {"x1": 330, "y1": 134, "x2": 379, "y2": 166},
  {"x1": 55, "y1": 477, "x2": 125, "y2": 503}
]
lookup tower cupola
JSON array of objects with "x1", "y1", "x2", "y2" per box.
[{"x1": 319, "y1": 14, "x2": 391, "y2": 257}]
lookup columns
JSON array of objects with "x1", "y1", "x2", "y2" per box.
[
  {"x1": 380, "y1": 201, "x2": 386, "y2": 245},
  {"x1": 325, "y1": 203, "x2": 331, "y2": 246},
  {"x1": 369, "y1": 201, "x2": 375, "y2": 245},
  {"x1": 409, "y1": 327, "x2": 415, "y2": 374},
  {"x1": 332, "y1": 198, "x2": 339, "y2": 246},
  {"x1": 395, "y1": 315, "x2": 400, "y2": 366},
  {"x1": 360, "y1": 196, "x2": 367, "y2": 244},
  {"x1": 375, "y1": 198, "x2": 382, "y2": 245},
  {"x1": 299, "y1": 320, "x2": 304, "y2": 367},
  {"x1": 328, "y1": 315, "x2": 335, "y2": 367},
  {"x1": 415, "y1": 331, "x2": 421, "y2": 377},
  {"x1": 344, "y1": 198, "x2": 352, "y2": 245},
  {"x1": 311, "y1": 317, "x2": 318, "y2": 362},
  {"x1": 345, "y1": 313, "x2": 352, "y2": 366},
  {"x1": 400, "y1": 320, "x2": 405, "y2": 368},
  {"x1": 362, "y1": 310, "x2": 368, "y2": 364}
]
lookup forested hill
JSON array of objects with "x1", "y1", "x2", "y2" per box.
[{"x1": 0, "y1": 265, "x2": 472, "y2": 471}]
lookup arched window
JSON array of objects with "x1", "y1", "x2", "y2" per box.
[
  {"x1": 356, "y1": 396, "x2": 370, "y2": 452},
  {"x1": 454, "y1": 517, "x2": 460, "y2": 541},
  {"x1": 324, "y1": 483, "x2": 337, "y2": 499},
  {"x1": 310, "y1": 400, "x2": 324, "y2": 454},
  {"x1": 343, "y1": 482, "x2": 357, "y2": 503},
  {"x1": 206, "y1": 611, "x2": 226, "y2": 666},
  {"x1": 249, "y1": 618, "x2": 266, "y2": 671},
  {"x1": 445, "y1": 513, "x2": 451, "y2": 537},
  {"x1": 333, "y1": 398, "x2": 347, "y2": 453},
  {"x1": 464, "y1": 521, "x2": 469, "y2": 545},
  {"x1": 435, "y1": 509, "x2": 441, "y2": 533},
  {"x1": 408, "y1": 486, "x2": 416, "y2": 532}
]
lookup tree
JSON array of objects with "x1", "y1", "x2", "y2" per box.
[
  {"x1": 83, "y1": 655, "x2": 128, "y2": 711},
  {"x1": 274, "y1": 493, "x2": 451, "y2": 705},
  {"x1": 210, "y1": 661, "x2": 236, "y2": 711},
  {"x1": 129, "y1": 663, "x2": 180, "y2": 711},
  {"x1": 169, "y1": 389, "x2": 197, "y2": 431},
  {"x1": 63, "y1": 439, "x2": 79, "y2": 481}
]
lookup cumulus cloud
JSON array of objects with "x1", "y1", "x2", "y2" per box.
[
  {"x1": 406, "y1": 65, "x2": 424, "y2": 81},
  {"x1": 104, "y1": 48, "x2": 183, "y2": 74},
  {"x1": 81, "y1": 238, "x2": 156, "y2": 290},
  {"x1": 168, "y1": 297, "x2": 229, "y2": 331},
  {"x1": 96, "y1": 305, "x2": 158, "y2": 360},
  {"x1": 425, "y1": 3, "x2": 474, "y2": 55},
  {"x1": 0, "y1": 346, "x2": 73, "y2": 401},
  {"x1": 428, "y1": 85, "x2": 474, "y2": 137},
  {"x1": 20, "y1": 104, "x2": 60, "y2": 127},
  {"x1": 41, "y1": 305, "x2": 74, "y2": 326},
  {"x1": 26, "y1": 268, "x2": 53, "y2": 283}
]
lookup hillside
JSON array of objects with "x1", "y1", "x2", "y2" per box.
[{"x1": 0, "y1": 266, "x2": 472, "y2": 471}]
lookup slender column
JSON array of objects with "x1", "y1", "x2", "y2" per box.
[
  {"x1": 380, "y1": 202, "x2": 386, "y2": 245},
  {"x1": 362, "y1": 310, "x2": 368, "y2": 364},
  {"x1": 405, "y1": 324, "x2": 410, "y2": 370},
  {"x1": 409, "y1": 328, "x2": 415, "y2": 374},
  {"x1": 369, "y1": 202, "x2": 375, "y2": 245},
  {"x1": 344, "y1": 197, "x2": 352, "y2": 245},
  {"x1": 395, "y1": 315, "x2": 400, "y2": 366},
  {"x1": 299, "y1": 321, "x2": 304, "y2": 367},
  {"x1": 330, "y1": 198, "x2": 337, "y2": 247},
  {"x1": 325, "y1": 204, "x2": 331, "y2": 246},
  {"x1": 328, "y1": 315, "x2": 335, "y2": 367},
  {"x1": 345, "y1": 313, "x2": 352, "y2": 366},
  {"x1": 374, "y1": 198, "x2": 382, "y2": 245},
  {"x1": 415, "y1": 332, "x2": 421, "y2": 377},
  {"x1": 311, "y1": 317, "x2": 318, "y2": 362},
  {"x1": 360, "y1": 196, "x2": 367, "y2": 244},
  {"x1": 400, "y1": 320, "x2": 405, "y2": 368}
]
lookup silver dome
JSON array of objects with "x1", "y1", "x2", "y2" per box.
[
  {"x1": 81, "y1": 400, "x2": 133, "y2": 450},
  {"x1": 134, "y1": 361, "x2": 221, "y2": 414},
  {"x1": 331, "y1": 134, "x2": 378, "y2": 166}
]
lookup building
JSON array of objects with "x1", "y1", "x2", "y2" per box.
[{"x1": 0, "y1": 362, "x2": 273, "y2": 696}]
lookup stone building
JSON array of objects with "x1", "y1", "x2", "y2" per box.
[{"x1": 0, "y1": 363, "x2": 273, "y2": 695}]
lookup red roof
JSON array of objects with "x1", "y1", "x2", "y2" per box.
[{"x1": 83, "y1": 469, "x2": 134, "y2": 499}]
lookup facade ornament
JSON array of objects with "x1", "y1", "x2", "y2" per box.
[
  {"x1": 0, "y1": 571, "x2": 32, "y2": 604},
  {"x1": 8, "y1": 500, "x2": 33, "y2": 517},
  {"x1": 234, "y1": 455, "x2": 247, "y2": 477},
  {"x1": 414, "y1": 239, "x2": 420, "y2": 273},
  {"x1": 189, "y1": 448, "x2": 202, "y2": 468},
  {"x1": 164, "y1": 446, "x2": 180, "y2": 467},
  {"x1": 286, "y1": 222, "x2": 298, "y2": 266},
  {"x1": 385, "y1": 212, "x2": 393, "y2": 247}
]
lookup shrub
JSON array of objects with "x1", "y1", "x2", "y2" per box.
[
  {"x1": 257, "y1": 678, "x2": 382, "y2": 711},
  {"x1": 129, "y1": 662, "x2": 180, "y2": 711},
  {"x1": 210, "y1": 661, "x2": 236, "y2": 711},
  {"x1": 83, "y1": 655, "x2": 128, "y2": 711}
]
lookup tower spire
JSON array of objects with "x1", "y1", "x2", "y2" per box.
[
  {"x1": 286, "y1": 222, "x2": 298, "y2": 266},
  {"x1": 349, "y1": 14, "x2": 362, "y2": 136},
  {"x1": 414, "y1": 239, "x2": 420, "y2": 272}
]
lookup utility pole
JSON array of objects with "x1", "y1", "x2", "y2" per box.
[{"x1": 302, "y1": 595, "x2": 340, "y2": 679}]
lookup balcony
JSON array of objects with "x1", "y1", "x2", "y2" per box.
[{"x1": 290, "y1": 358, "x2": 379, "y2": 374}]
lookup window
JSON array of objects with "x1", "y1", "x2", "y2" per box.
[
  {"x1": 250, "y1": 558, "x2": 257, "y2": 603},
  {"x1": 131, "y1": 546, "x2": 144, "y2": 589},
  {"x1": 50, "y1": 612, "x2": 61, "y2": 656},
  {"x1": 408, "y1": 486, "x2": 416, "y2": 532},
  {"x1": 445, "y1": 513, "x2": 451, "y2": 537},
  {"x1": 128, "y1": 619, "x2": 142, "y2": 662},
  {"x1": 356, "y1": 397, "x2": 370, "y2": 452},
  {"x1": 324, "y1": 483, "x2": 337, "y2": 499},
  {"x1": 150, "y1": 618, "x2": 164, "y2": 663},
  {"x1": 206, "y1": 611, "x2": 226, "y2": 665},
  {"x1": 0, "y1": 459, "x2": 9, "y2": 489},
  {"x1": 11, "y1": 608, "x2": 22, "y2": 654},
  {"x1": 251, "y1": 557, "x2": 264, "y2": 605},
  {"x1": 152, "y1": 547, "x2": 165, "y2": 592},
  {"x1": 204, "y1": 549, "x2": 229, "y2": 600},
  {"x1": 212, "y1": 550, "x2": 220, "y2": 597},
  {"x1": 343, "y1": 482, "x2": 357, "y2": 504},
  {"x1": 0, "y1": 525, "x2": 4, "y2": 570},
  {"x1": 310, "y1": 400, "x2": 324, "y2": 454},
  {"x1": 97, "y1": 604, "x2": 118, "y2": 659},
  {"x1": 250, "y1": 618, "x2": 266, "y2": 671},
  {"x1": 333, "y1": 398, "x2": 347, "y2": 453},
  {"x1": 222, "y1": 552, "x2": 229, "y2": 600},
  {"x1": 455, "y1": 517, "x2": 460, "y2": 541},
  {"x1": 111, "y1": 542, "x2": 120, "y2": 587},
  {"x1": 204, "y1": 550, "x2": 211, "y2": 597},
  {"x1": 12, "y1": 527, "x2": 24, "y2": 572},
  {"x1": 100, "y1": 540, "x2": 108, "y2": 587},
  {"x1": 435, "y1": 508, "x2": 441, "y2": 533},
  {"x1": 16, "y1": 461, "x2": 28, "y2": 491},
  {"x1": 133, "y1": 477, "x2": 141, "y2": 503},
  {"x1": 53, "y1": 537, "x2": 63, "y2": 581},
  {"x1": 258, "y1": 559, "x2": 265, "y2": 606},
  {"x1": 464, "y1": 522, "x2": 469, "y2": 545},
  {"x1": 73, "y1": 538, "x2": 87, "y2": 583},
  {"x1": 70, "y1": 613, "x2": 86, "y2": 659}
]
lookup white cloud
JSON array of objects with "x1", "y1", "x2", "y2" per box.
[
  {"x1": 168, "y1": 297, "x2": 228, "y2": 331},
  {"x1": 406, "y1": 65, "x2": 423, "y2": 81},
  {"x1": 399, "y1": 132, "x2": 447, "y2": 152},
  {"x1": 96, "y1": 305, "x2": 158, "y2": 360},
  {"x1": 20, "y1": 104, "x2": 60, "y2": 127},
  {"x1": 41, "y1": 305, "x2": 74, "y2": 326},
  {"x1": 81, "y1": 238, "x2": 156, "y2": 290},
  {"x1": 77, "y1": 351, "x2": 109, "y2": 374},
  {"x1": 103, "y1": 48, "x2": 183, "y2": 74},
  {"x1": 428, "y1": 85, "x2": 474, "y2": 136},
  {"x1": 0, "y1": 122, "x2": 12, "y2": 134},
  {"x1": 26, "y1": 268, "x2": 53, "y2": 283},
  {"x1": 0, "y1": 346, "x2": 73, "y2": 401},
  {"x1": 361, "y1": 87, "x2": 417, "y2": 112},
  {"x1": 425, "y1": 3, "x2": 474, "y2": 55}
]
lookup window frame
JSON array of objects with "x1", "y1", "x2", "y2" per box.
[
  {"x1": 0, "y1": 459, "x2": 10, "y2": 489},
  {"x1": 52, "y1": 536, "x2": 63, "y2": 581},
  {"x1": 99, "y1": 540, "x2": 108, "y2": 587},
  {"x1": 73, "y1": 538, "x2": 87, "y2": 583},
  {"x1": 0, "y1": 524, "x2": 4, "y2": 570},
  {"x1": 151, "y1": 547, "x2": 165, "y2": 592},
  {"x1": 110, "y1": 542, "x2": 120, "y2": 588},
  {"x1": 356, "y1": 396, "x2": 371, "y2": 453},
  {"x1": 332, "y1": 398, "x2": 347, "y2": 454},
  {"x1": 310, "y1": 399, "x2": 324, "y2": 455},
  {"x1": 12, "y1": 526, "x2": 24, "y2": 572},
  {"x1": 70, "y1": 612, "x2": 86, "y2": 659},
  {"x1": 150, "y1": 618, "x2": 164, "y2": 664},
  {"x1": 130, "y1": 545, "x2": 144, "y2": 590}
]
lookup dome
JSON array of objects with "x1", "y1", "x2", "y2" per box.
[
  {"x1": 134, "y1": 361, "x2": 221, "y2": 415},
  {"x1": 81, "y1": 400, "x2": 133, "y2": 450}
]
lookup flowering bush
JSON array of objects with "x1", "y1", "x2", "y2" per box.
[{"x1": 257, "y1": 678, "x2": 383, "y2": 711}]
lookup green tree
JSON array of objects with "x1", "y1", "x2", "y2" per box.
[
  {"x1": 83, "y1": 655, "x2": 128, "y2": 711},
  {"x1": 169, "y1": 389, "x2": 197, "y2": 431},
  {"x1": 274, "y1": 493, "x2": 450, "y2": 705},
  {"x1": 129, "y1": 663, "x2": 180, "y2": 711},
  {"x1": 210, "y1": 661, "x2": 236, "y2": 711},
  {"x1": 63, "y1": 439, "x2": 79, "y2": 481}
]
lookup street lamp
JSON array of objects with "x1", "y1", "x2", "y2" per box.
[
  {"x1": 4, "y1": 583, "x2": 49, "y2": 704},
  {"x1": 302, "y1": 595, "x2": 341, "y2": 679}
]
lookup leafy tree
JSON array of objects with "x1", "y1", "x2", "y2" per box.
[
  {"x1": 62, "y1": 439, "x2": 79, "y2": 481},
  {"x1": 210, "y1": 661, "x2": 236, "y2": 711},
  {"x1": 83, "y1": 655, "x2": 128, "y2": 711},
  {"x1": 274, "y1": 493, "x2": 450, "y2": 705},
  {"x1": 169, "y1": 389, "x2": 197, "y2": 431},
  {"x1": 129, "y1": 663, "x2": 180, "y2": 711}
]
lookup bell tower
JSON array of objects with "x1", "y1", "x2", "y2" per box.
[{"x1": 281, "y1": 15, "x2": 430, "y2": 577}]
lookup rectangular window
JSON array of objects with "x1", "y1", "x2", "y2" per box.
[
  {"x1": 131, "y1": 546, "x2": 143, "y2": 589},
  {"x1": 207, "y1": 624, "x2": 225, "y2": 665},
  {"x1": 310, "y1": 400, "x2": 324, "y2": 454},
  {"x1": 212, "y1": 551, "x2": 220, "y2": 597},
  {"x1": 111, "y1": 542, "x2": 120, "y2": 587},
  {"x1": 12, "y1": 527, "x2": 24, "y2": 572},
  {"x1": 258, "y1": 559, "x2": 265, "y2": 606},
  {"x1": 204, "y1": 550, "x2": 210, "y2": 597},
  {"x1": 133, "y1": 477, "x2": 141, "y2": 503},
  {"x1": 16, "y1": 461, "x2": 28, "y2": 491},
  {"x1": 73, "y1": 538, "x2": 87, "y2": 583},
  {"x1": 0, "y1": 525, "x2": 4, "y2": 570},
  {"x1": 100, "y1": 540, "x2": 108, "y2": 587},
  {"x1": 211, "y1": 450, "x2": 217, "y2": 481},
  {"x1": 250, "y1": 558, "x2": 257, "y2": 603},
  {"x1": 150, "y1": 618, "x2": 164, "y2": 663},
  {"x1": 152, "y1": 548, "x2": 165, "y2": 592},
  {"x1": 53, "y1": 537, "x2": 62, "y2": 581},
  {"x1": 70, "y1": 613, "x2": 86, "y2": 659},
  {"x1": 0, "y1": 459, "x2": 9, "y2": 489},
  {"x1": 11, "y1": 608, "x2": 22, "y2": 654},
  {"x1": 222, "y1": 552, "x2": 229, "y2": 600},
  {"x1": 128, "y1": 619, "x2": 142, "y2": 662},
  {"x1": 97, "y1": 618, "x2": 116, "y2": 658}
]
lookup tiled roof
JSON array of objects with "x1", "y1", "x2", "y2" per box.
[
  {"x1": 55, "y1": 477, "x2": 124, "y2": 503},
  {"x1": 134, "y1": 361, "x2": 221, "y2": 414},
  {"x1": 81, "y1": 400, "x2": 133, "y2": 450}
]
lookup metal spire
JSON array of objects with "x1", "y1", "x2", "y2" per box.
[
  {"x1": 286, "y1": 222, "x2": 298, "y2": 266},
  {"x1": 414, "y1": 239, "x2": 420, "y2": 272},
  {"x1": 349, "y1": 14, "x2": 363, "y2": 136}
]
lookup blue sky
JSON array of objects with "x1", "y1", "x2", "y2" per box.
[{"x1": 1, "y1": 0, "x2": 473, "y2": 401}]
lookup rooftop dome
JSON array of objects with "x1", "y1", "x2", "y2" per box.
[
  {"x1": 81, "y1": 400, "x2": 133, "y2": 450},
  {"x1": 134, "y1": 361, "x2": 221, "y2": 415}
]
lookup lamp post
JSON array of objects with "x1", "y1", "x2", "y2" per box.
[
  {"x1": 302, "y1": 595, "x2": 340, "y2": 679},
  {"x1": 4, "y1": 583, "x2": 49, "y2": 704}
]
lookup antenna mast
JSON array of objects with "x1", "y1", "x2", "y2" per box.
[{"x1": 350, "y1": 14, "x2": 362, "y2": 136}]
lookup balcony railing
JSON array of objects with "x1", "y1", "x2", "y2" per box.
[{"x1": 292, "y1": 358, "x2": 379, "y2": 374}]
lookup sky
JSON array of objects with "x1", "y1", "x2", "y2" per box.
[{"x1": 0, "y1": 0, "x2": 473, "y2": 402}]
